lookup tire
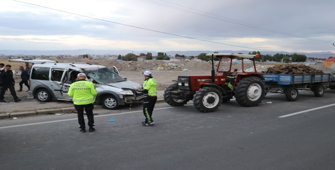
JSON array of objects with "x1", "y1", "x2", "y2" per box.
[
  {"x1": 36, "y1": 89, "x2": 52, "y2": 102},
  {"x1": 102, "y1": 95, "x2": 119, "y2": 109},
  {"x1": 235, "y1": 77, "x2": 265, "y2": 107},
  {"x1": 222, "y1": 95, "x2": 231, "y2": 102},
  {"x1": 193, "y1": 87, "x2": 222, "y2": 112},
  {"x1": 313, "y1": 84, "x2": 324, "y2": 97},
  {"x1": 285, "y1": 86, "x2": 299, "y2": 101},
  {"x1": 164, "y1": 84, "x2": 188, "y2": 106}
]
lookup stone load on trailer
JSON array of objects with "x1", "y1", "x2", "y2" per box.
[{"x1": 265, "y1": 64, "x2": 323, "y2": 74}]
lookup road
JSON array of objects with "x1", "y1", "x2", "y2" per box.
[{"x1": 1, "y1": 90, "x2": 335, "y2": 170}]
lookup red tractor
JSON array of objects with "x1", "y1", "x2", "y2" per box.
[{"x1": 164, "y1": 53, "x2": 265, "y2": 112}]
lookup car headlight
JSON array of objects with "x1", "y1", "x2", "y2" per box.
[{"x1": 120, "y1": 90, "x2": 134, "y2": 95}]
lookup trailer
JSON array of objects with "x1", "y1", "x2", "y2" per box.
[
  {"x1": 263, "y1": 73, "x2": 331, "y2": 101},
  {"x1": 323, "y1": 71, "x2": 335, "y2": 89}
]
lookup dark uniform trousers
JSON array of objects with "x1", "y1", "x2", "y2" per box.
[
  {"x1": 19, "y1": 80, "x2": 30, "y2": 91},
  {"x1": 0, "y1": 84, "x2": 19, "y2": 101},
  {"x1": 75, "y1": 104, "x2": 94, "y2": 129},
  {"x1": 143, "y1": 96, "x2": 157, "y2": 123}
]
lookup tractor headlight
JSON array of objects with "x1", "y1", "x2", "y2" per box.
[
  {"x1": 120, "y1": 90, "x2": 134, "y2": 95},
  {"x1": 184, "y1": 82, "x2": 189, "y2": 86},
  {"x1": 178, "y1": 82, "x2": 182, "y2": 86}
]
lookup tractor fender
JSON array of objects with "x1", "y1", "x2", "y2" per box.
[
  {"x1": 201, "y1": 83, "x2": 227, "y2": 95},
  {"x1": 237, "y1": 74, "x2": 264, "y2": 82}
]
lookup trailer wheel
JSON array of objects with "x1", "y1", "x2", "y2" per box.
[
  {"x1": 193, "y1": 87, "x2": 222, "y2": 112},
  {"x1": 285, "y1": 87, "x2": 299, "y2": 101},
  {"x1": 164, "y1": 84, "x2": 188, "y2": 106},
  {"x1": 235, "y1": 77, "x2": 265, "y2": 107},
  {"x1": 313, "y1": 84, "x2": 324, "y2": 97}
]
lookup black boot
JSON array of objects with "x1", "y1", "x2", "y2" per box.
[{"x1": 89, "y1": 127, "x2": 95, "y2": 132}]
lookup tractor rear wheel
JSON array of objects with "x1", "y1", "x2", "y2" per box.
[
  {"x1": 313, "y1": 84, "x2": 324, "y2": 97},
  {"x1": 235, "y1": 77, "x2": 265, "y2": 106},
  {"x1": 164, "y1": 84, "x2": 188, "y2": 106},
  {"x1": 193, "y1": 87, "x2": 222, "y2": 112}
]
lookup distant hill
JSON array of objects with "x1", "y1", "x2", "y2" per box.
[{"x1": 0, "y1": 49, "x2": 334, "y2": 58}]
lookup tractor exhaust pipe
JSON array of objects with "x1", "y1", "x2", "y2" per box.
[{"x1": 211, "y1": 54, "x2": 215, "y2": 83}]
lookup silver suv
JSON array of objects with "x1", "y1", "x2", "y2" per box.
[{"x1": 29, "y1": 63, "x2": 143, "y2": 109}]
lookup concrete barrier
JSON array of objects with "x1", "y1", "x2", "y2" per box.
[
  {"x1": 37, "y1": 109, "x2": 62, "y2": 115},
  {"x1": 10, "y1": 111, "x2": 37, "y2": 117}
]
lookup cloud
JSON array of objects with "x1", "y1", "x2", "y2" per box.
[
  {"x1": 0, "y1": 35, "x2": 153, "y2": 50},
  {"x1": 0, "y1": 0, "x2": 334, "y2": 53},
  {"x1": 227, "y1": 38, "x2": 269, "y2": 43},
  {"x1": 160, "y1": 38, "x2": 207, "y2": 49}
]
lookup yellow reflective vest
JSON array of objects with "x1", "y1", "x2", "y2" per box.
[
  {"x1": 68, "y1": 80, "x2": 97, "y2": 105},
  {"x1": 143, "y1": 78, "x2": 157, "y2": 96}
]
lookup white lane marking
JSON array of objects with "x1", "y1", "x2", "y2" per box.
[
  {"x1": 0, "y1": 107, "x2": 172, "y2": 130},
  {"x1": 279, "y1": 103, "x2": 335, "y2": 118}
]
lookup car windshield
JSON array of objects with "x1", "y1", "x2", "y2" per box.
[{"x1": 86, "y1": 67, "x2": 124, "y2": 84}]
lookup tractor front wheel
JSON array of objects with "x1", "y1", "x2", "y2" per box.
[
  {"x1": 164, "y1": 84, "x2": 189, "y2": 106},
  {"x1": 235, "y1": 77, "x2": 265, "y2": 106},
  {"x1": 193, "y1": 87, "x2": 222, "y2": 112}
]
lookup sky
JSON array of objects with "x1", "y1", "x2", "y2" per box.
[{"x1": 1, "y1": 0, "x2": 335, "y2": 53}]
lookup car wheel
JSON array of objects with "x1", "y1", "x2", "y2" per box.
[
  {"x1": 102, "y1": 95, "x2": 119, "y2": 109},
  {"x1": 36, "y1": 89, "x2": 52, "y2": 102}
]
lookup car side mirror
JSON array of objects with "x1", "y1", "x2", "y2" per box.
[{"x1": 123, "y1": 77, "x2": 127, "y2": 81}]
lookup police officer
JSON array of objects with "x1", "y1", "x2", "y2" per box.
[
  {"x1": 0, "y1": 65, "x2": 21, "y2": 103},
  {"x1": 68, "y1": 73, "x2": 97, "y2": 132},
  {"x1": 136, "y1": 70, "x2": 157, "y2": 126}
]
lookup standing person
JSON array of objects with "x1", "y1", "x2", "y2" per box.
[
  {"x1": 18, "y1": 66, "x2": 30, "y2": 92},
  {"x1": 68, "y1": 73, "x2": 97, "y2": 133},
  {"x1": 25, "y1": 62, "x2": 31, "y2": 72},
  {"x1": 136, "y1": 71, "x2": 157, "y2": 126},
  {"x1": 0, "y1": 63, "x2": 4, "y2": 72},
  {"x1": 0, "y1": 65, "x2": 21, "y2": 102},
  {"x1": 0, "y1": 63, "x2": 4, "y2": 91}
]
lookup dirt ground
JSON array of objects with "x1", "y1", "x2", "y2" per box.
[{"x1": 120, "y1": 70, "x2": 209, "y2": 90}]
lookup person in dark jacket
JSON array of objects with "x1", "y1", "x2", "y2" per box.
[
  {"x1": 0, "y1": 65, "x2": 21, "y2": 102},
  {"x1": 18, "y1": 66, "x2": 30, "y2": 92},
  {"x1": 0, "y1": 63, "x2": 4, "y2": 91}
]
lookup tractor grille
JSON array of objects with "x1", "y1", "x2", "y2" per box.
[{"x1": 178, "y1": 76, "x2": 191, "y2": 90}]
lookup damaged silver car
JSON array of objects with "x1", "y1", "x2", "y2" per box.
[{"x1": 29, "y1": 63, "x2": 143, "y2": 109}]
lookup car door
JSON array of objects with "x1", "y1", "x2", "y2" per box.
[
  {"x1": 61, "y1": 68, "x2": 82, "y2": 99},
  {"x1": 50, "y1": 68, "x2": 71, "y2": 100}
]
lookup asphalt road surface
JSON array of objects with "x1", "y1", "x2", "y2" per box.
[{"x1": 1, "y1": 90, "x2": 335, "y2": 170}]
